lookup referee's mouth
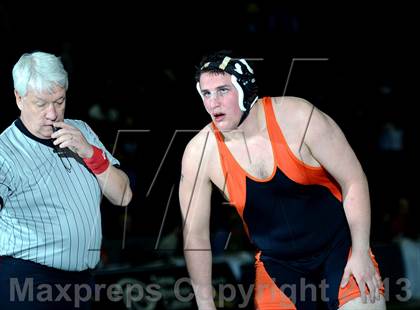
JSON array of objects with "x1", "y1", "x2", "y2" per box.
[{"x1": 43, "y1": 125, "x2": 55, "y2": 137}]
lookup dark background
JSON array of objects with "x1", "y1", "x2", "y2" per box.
[{"x1": 1, "y1": 1, "x2": 419, "y2": 308}]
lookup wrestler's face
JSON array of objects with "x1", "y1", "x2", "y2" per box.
[
  {"x1": 15, "y1": 86, "x2": 66, "y2": 139},
  {"x1": 199, "y1": 72, "x2": 243, "y2": 131}
]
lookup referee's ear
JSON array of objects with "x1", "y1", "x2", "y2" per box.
[{"x1": 14, "y1": 90, "x2": 23, "y2": 111}]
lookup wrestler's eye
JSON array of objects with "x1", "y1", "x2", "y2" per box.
[
  {"x1": 218, "y1": 87, "x2": 229, "y2": 95},
  {"x1": 202, "y1": 91, "x2": 211, "y2": 98}
]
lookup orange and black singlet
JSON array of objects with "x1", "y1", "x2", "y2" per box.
[{"x1": 211, "y1": 97, "x2": 383, "y2": 309}]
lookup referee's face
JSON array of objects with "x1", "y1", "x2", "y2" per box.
[{"x1": 16, "y1": 86, "x2": 66, "y2": 139}]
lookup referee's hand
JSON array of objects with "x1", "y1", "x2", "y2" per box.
[{"x1": 51, "y1": 122, "x2": 93, "y2": 159}]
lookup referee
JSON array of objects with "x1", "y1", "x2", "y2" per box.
[{"x1": 0, "y1": 51, "x2": 132, "y2": 309}]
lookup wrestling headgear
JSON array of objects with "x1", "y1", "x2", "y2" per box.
[{"x1": 196, "y1": 56, "x2": 258, "y2": 125}]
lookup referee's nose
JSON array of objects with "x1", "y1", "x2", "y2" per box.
[{"x1": 45, "y1": 103, "x2": 58, "y2": 121}]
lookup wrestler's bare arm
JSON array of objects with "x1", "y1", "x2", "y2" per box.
[
  {"x1": 302, "y1": 101, "x2": 382, "y2": 304},
  {"x1": 179, "y1": 131, "x2": 216, "y2": 310},
  {"x1": 303, "y1": 103, "x2": 371, "y2": 254}
]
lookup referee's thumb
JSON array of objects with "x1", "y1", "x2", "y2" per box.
[{"x1": 340, "y1": 268, "x2": 351, "y2": 288}]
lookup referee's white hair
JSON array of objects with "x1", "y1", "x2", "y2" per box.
[{"x1": 12, "y1": 51, "x2": 68, "y2": 96}]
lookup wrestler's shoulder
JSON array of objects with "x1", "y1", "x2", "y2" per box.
[{"x1": 182, "y1": 123, "x2": 217, "y2": 160}]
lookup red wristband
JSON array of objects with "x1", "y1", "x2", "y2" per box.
[{"x1": 83, "y1": 145, "x2": 109, "y2": 174}]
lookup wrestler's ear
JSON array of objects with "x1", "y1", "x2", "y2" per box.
[{"x1": 15, "y1": 90, "x2": 23, "y2": 110}]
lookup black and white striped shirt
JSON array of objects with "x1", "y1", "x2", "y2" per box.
[{"x1": 0, "y1": 119, "x2": 119, "y2": 271}]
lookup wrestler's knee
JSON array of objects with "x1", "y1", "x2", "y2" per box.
[{"x1": 339, "y1": 295, "x2": 386, "y2": 310}]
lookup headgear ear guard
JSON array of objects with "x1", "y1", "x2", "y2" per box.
[{"x1": 196, "y1": 56, "x2": 258, "y2": 125}]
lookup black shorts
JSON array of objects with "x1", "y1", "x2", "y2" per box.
[{"x1": 0, "y1": 256, "x2": 94, "y2": 310}]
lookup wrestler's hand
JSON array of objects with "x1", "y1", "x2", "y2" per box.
[
  {"x1": 51, "y1": 121, "x2": 93, "y2": 159},
  {"x1": 340, "y1": 250, "x2": 382, "y2": 303}
]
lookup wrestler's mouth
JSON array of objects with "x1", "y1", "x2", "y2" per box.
[{"x1": 213, "y1": 113, "x2": 225, "y2": 122}]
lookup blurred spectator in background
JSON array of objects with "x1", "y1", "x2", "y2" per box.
[{"x1": 378, "y1": 121, "x2": 404, "y2": 152}]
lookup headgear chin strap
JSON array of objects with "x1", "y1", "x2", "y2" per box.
[{"x1": 196, "y1": 56, "x2": 258, "y2": 126}]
